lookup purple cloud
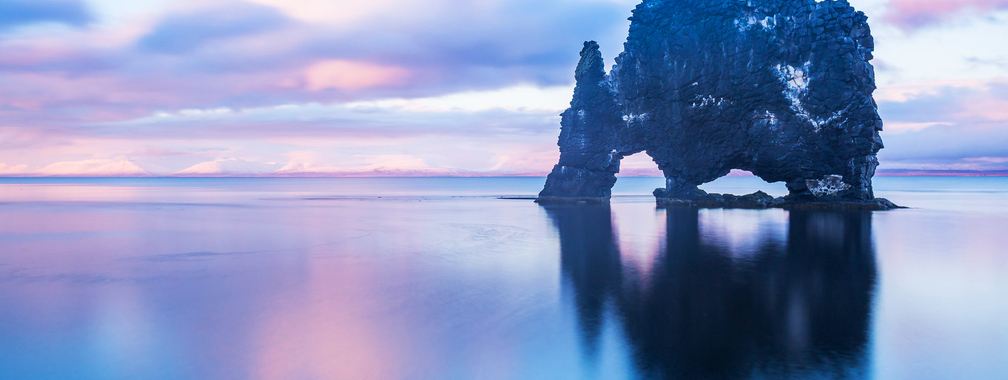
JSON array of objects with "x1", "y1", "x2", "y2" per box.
[
  {"x1": 4, "y1": 0, "x2": 1005, "y2": 175},
  {"x1": 137, "y1": 2, "x2": 291, "y2": 54},
  {"x1": 878, "y1": 80, "x2": 1008, "y2": 168},
  {"x1": 0, "y1": 0, "x2": 630, "y2": 133},
  {"x1": 885, "y1": 0, "x2": 1008, "y2": 31}
]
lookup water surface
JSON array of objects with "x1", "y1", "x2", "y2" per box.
[{"x1": 1, "y1": 177, "x2": 1006, "y2": 379}]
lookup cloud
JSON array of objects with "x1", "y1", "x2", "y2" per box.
[
  {"x1": 874, "y1": 79, "x2": 991, "y2": 103},
  {"x1": 881, "y1": 122, "x2": 1008, "y2": 162},
  {"x1": 270, "y1": 151, "x2": 438, "y2": 176},
  {"x1": 295, "y1": 0, "x2": 632, "y2": 94},
  {"x1": 304, "y1": 60, "x2": 411, "y2": 91},
  {"x1": 129, "y1": 146, "x2": 196, "y2": 157},
  {"x1": 1, "y1": 0, "x2": 629, "y2": 109},
  {"x1": 0, "y1": 0, "x2": 92, "y2": 31},
  {"x1": 617, "y1": 153, "x2": 663, "y2": 177},
  {"x1": 0, "y1": 0, "x2": 632, "y2": 165},
  {"x1": 878, "y1": 79, "x2": 1008, "y2": 124},
  {"x1": 884, "y1": 0, "x2": 1008, "y2": 31},
  {"x1": 4, "y1": 0, "x2": 1005, "y2": 176},
  {"x1": 966, "y1": 57, "x2": 1008, "y2": 70},
  {"x1": 89, "y1": 85, "x2": 569, "y2": 140},
  {"x1": 136, "y1": 1, "x2": 291, "y2": 54},
  {"x1": 877, "y1": 79, "x2": 1008, "y2": 169},
  {"x1": 274, "y1": 153, "x2": 453, "y2": 176},
  {"x1": 0, "y1": 163, "x2": 30, "y2": 175},
  {"x1": 882, "y1": 121, "x2": 954, "y2": 133}
]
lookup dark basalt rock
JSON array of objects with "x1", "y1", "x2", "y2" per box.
[
  {"x1": 653, "y1": 189, "x2": 903, "y2": 210},
  {"x1": 654, "y1": 189, "x2": 778, "y2": 209},
  {"x1": 537, "y1": 0, "x2": 899, "y2": 210}
]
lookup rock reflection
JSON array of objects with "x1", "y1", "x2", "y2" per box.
[
  {"x1": 549, "y1": 205, "x2": 623, "y2": 358},
  {"x1": 546, "y1": 206, "x2": 876, "y2": 379}
]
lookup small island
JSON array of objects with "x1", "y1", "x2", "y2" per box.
[{"x1": 537, "y1": 0, "x2": 899, "y2": 210}]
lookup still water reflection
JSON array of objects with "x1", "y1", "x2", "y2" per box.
[
  {"x1": 549, "y1": 206, "x2": 875, "y2": 379},
  {"x1": 1, "y1": 178, "x2": 1007, "y2": 379}
]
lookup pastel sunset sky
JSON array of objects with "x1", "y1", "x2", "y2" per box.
[{"x1": 1, "y1": 0, "x2": 1006, "y2": 176}]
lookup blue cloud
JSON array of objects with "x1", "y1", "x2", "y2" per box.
[
  {"x1": 878, "y1": 82, "x2": 1008, "y2": 165},
  {"x1": 3, "y1": 0, "x2": 631, "y2": 108},
  {"x1": 275, "y1": 0, "x2": 630, "y2": 100},
  {"x1": 137, "y1": 1, "x2": 290, "y2": 54},
  {"x1": 881, "y1": 123, "x2": 1008, "y2": 162},
  {"x1": 0, "y1": 0, "x2": 91, "y2": 31},
  {"x1": 89, "y1": 105, "x2": 561, "y2": 141},
  {"x1": 305, "y1": 0, "x2": 628, "y2": 72}
]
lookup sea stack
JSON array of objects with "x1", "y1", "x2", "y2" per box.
[{"x1": 537, "y1": 0, "x2": 898, "y2": 210}]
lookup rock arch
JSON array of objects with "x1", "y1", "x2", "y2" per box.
[{"x1": 538, "y1": 0, "x2": 894, "y2": 209}]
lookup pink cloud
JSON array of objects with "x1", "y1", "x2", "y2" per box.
[
  {"x1": 874, "y1": 79, "x2": 991, "y2": 103},
  {"x1": 877, "y1": 79, "x2": 1008, "y2": 169},
  {"x1": 0, "y1": 42, "x2": 80, "y2": 68},
  {"x1": 0, "y1": 163, "x2": 30, "y2": 175},
  {"x1": 129, "y1": 147, "x2": 194, "y2": 157},
  {"x1": 0, "y1": 128, "x2": 80, "y2": 156},
  {"x1": 0, "y1": 0, "x2": 632, "y2": 149},
  {"x1": 885, "y1": 0, "x2": 1008, "y2": 30},
  {"x1": 957, "y1": 95, "x2": 1008, "y2": 122},
  {"x1": 487, "y1": 148, "x2": 559, "y2": 176},
  {"x1": 304, "y1": 60, "x2": 411, "y2": 91},
  {"x1": 0, "y1": 72, "x2": 184, "y2": 122},
  {"x1": 616, "y1": 153, "x2": 663, "y2": 177}
]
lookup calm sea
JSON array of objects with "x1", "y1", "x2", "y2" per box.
[{"x1": 1, "y1": 177, "x2": 1006, "y2": 379}]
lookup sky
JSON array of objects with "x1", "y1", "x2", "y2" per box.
[{"x1": 0, "y1": 0, "x2": 1006, "y2": 176}]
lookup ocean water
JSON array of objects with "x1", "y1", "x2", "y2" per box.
[{"x1": 0, "y1": 177, "x2": 1006, "y2": 379}]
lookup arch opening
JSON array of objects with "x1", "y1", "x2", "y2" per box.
[
  {"x1": 699, "y1": 170, "x2": 788, "y2": 198},
  {"x1": 611, "y1": 152, "x2": 664, "y2": 196}
]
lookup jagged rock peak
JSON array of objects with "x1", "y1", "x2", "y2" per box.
[{"x1": 574, "y1": 41, "x2": 605, "y2": 84}]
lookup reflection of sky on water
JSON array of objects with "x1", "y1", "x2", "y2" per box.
[{"x1": 0, "y1": 178, "x2": 1007, "y2": 379}]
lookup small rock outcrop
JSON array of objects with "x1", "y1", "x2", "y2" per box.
[{"x1": 537, "y1": 0, "x2": 898, "y2": 210}]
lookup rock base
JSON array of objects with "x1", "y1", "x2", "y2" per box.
[
  {"x1": 535, "y1": 196, "x2": 610, "y2": 205},
  {"x1": 776, "y1": 198, "x2": 903, "y2": 211},
  {"x1": 535, "y1": 191, "x2": 902, "y2": 211},
  {"x1": 654, "y1": 191, "x2": 903, "y2": 211}
]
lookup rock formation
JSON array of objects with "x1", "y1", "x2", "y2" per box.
[{"x1": 537, "y1": 0, "x2": 898, "y2": 209}]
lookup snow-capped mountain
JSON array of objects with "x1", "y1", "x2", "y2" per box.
[
  {"x1": 34, "y1": 158, "x2": 151, "y2": 177},
  {"x1": 173, "y1": 158, "x2": 282, "y2": 176}
]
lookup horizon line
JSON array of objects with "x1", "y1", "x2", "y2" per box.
[{"x1": 1, "y1": 170, "x2": 1008, "y2": 179}]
